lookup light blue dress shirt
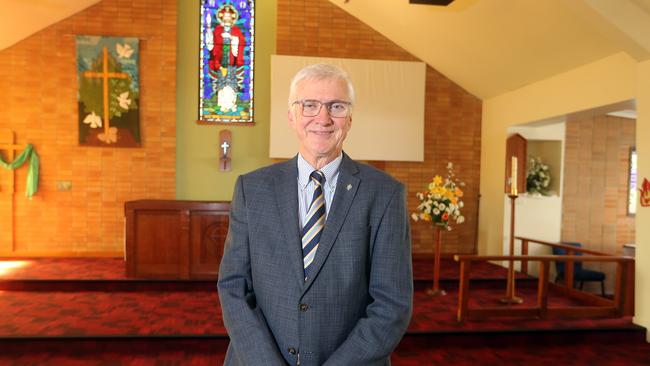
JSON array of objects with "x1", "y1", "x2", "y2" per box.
[{"x1": 297, "y1": 153, "x2": 341, "y2": 228}]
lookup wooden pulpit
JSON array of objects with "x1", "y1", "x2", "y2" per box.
[{"x1": 124, "y1": 200, "x2": 230, "y2": 279}]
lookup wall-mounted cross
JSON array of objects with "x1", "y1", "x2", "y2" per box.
[
  {"x1": 219, "y1": 130, "x2": 232, "y2": 172},
  {"x1": 220, "y1": 141, "x2": 230, "y2": 157},
  {"x1": 0, "y1": 130, "x2": 24, "y2": 195},
  {"x1": 0, "y1": 130, "x2": 24, "y2": 253}
]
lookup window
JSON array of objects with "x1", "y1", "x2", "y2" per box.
[
  {"x1": 628, "y1": 147, "x2": 637, "y2": 216},
  {"x1": 199, "y1": 0, "x2": 255, "y2": 124}
]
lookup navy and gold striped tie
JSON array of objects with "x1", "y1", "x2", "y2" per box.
[{"x1": 301, "y1": 170, "x2": 326, "y2": 280}]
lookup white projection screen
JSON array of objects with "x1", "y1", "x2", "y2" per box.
[{"x1": 269, "y1": 55, "x2": 425, "y2": 162}]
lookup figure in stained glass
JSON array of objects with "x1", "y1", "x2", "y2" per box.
[{"x1": 200, "y1": 0, "x2": 255, "y2": 123}]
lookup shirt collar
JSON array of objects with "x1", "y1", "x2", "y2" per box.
[{"x1": 297, "y1": 153, "x2": 342, "y2": 189}]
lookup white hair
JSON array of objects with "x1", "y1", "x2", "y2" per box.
[{"x1": 287, "y1": 63, "x2": 356, "y2": 108}]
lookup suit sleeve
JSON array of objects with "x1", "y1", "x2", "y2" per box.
[
  {"x1": 324, "y1": 183, "x2": 414, "y2": 365},
  {"x1": 217, "y1": 176, "x2": 287, "y2": 365}
]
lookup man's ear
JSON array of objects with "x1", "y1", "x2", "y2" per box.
[{"x1": 288, "y1": 109, "x2": 296, "y2": 129}]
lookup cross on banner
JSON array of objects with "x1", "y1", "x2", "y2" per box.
[{"x1": 82, "y1": 46, "x2": 129, "y2": 144}]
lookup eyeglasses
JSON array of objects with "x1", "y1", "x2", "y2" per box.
[{"x1": 292, "y1": 99, "x2": 352, "y2": 118}]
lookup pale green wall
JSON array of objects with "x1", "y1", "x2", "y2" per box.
[{"x1": 176, "y1": 0, "x2": 276, "y2": 200}]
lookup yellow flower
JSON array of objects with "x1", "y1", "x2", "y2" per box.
[{"x1": 411, "y1": 162, "x2": 466, "y2": 230}]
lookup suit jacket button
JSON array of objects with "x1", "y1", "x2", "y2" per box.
[
  {"x1": 288, "y1": 347, "x2": 297, "y2": 355},
  {"x1": 299, "y1": 303, "x2": 309, "y2": 312}
]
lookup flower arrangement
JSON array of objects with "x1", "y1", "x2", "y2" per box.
[
  {"x1": 526, "y1": 156, "x2": 551, "y2": 196},
  {"x1": 411, "y1": 162, "x2": 465, "y2": 230}
]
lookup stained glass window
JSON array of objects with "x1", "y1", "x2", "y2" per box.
[{"x1": 199, "y1": 0, "x2": 255, "y2": 124}]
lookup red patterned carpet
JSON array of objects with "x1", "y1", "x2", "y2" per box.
[
  {"x1": 0, "y1": 257, "x2": 648, "y2": 365},
  {"x1": 0, "y1": 257, "x2": 634, "y2": 337},
  {"x1": 0, "y1": 256, "x2": 513, "y2": 280},
  {"x1": 0, "y1": 339, "x2": 229, "y2": 366},
  {"x1": 0, "y1": 258, "x2": 128, "y2": 279},
  {"x1": 0, "y1": 283, "x2": 636, "y2": 338},
  {"x1": 392, "y1": 332, "x2": 650, "y2": 366}
]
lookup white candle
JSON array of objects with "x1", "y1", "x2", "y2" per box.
[{"x1": 511, "y1": 156, "x2": 518, "y2": 196}]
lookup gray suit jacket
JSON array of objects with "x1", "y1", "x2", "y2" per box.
[{"x1": 217, "y1": 153, "x2": 413, "y2": 366}]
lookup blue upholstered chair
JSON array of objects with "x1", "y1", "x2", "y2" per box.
[{"x1": 553, "y1": 242, "x2": 606, "y2": 296}]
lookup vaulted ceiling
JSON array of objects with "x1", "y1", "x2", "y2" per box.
[
  {"x1": 329, "y1": 0, "x2": 650, "y2": 99},
  {"x1": 1, "y1": 0, "x2": 649, "y2": 101},
  {"x1": 0, "y1": 0, "x2": 100, "y2": 51}
]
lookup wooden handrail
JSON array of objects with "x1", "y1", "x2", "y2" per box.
[
  {"x1": 454, "y1": 255, "x2": 632, "y2": 263},
  {"x1": 513, "y1": 237, "x2": 634, "y2": 304},
  {"x1": 515, "y1": 236, "x2": 610, "y2": 256},
  {"x1": 453, "y1": 254, "x2": 634, "y2": 322}
]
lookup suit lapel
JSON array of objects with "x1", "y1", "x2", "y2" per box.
[
  {"x1": 303, "y1": 153, "x2": 360, "y2": 292},
  {"x1": 273, "y1": 156, "x2": 306, "y2": 287}
]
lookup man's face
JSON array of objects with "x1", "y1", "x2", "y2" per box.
[
  {"x1": 222, "y1": 13, "x2": 233, "y2": 26},
  {"x1": 288, "y1": 78, "x2": 352, "y2": 164}
]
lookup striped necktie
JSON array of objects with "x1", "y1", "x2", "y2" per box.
[{"x1": 301, "y1": 170, "x2": 326, "y2": 280}]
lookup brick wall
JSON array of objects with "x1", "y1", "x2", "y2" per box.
[
  {"x1": 0, "y1": 0, "x2": 176, "y2": 255},
  {"x1": 562, "y1": 115, "x2": 636, "y2": 289},
  {"x1": 277, "y1": 0, "x2": 482, "y2": 254}
]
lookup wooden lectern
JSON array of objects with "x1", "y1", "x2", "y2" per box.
[{"x1": 124, "y1": 200, "x2": 230, "y2": 279}]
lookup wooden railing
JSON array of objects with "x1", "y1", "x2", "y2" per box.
[
  {"x1": 454, "y1": 239, "x2": 635, "y2": 322},
  {"x1": 516, "y1": 237, "x2": 613, "y2": 280},
  {"x1": 516, "y1": 236, "x2": 635, "y2": 316}
]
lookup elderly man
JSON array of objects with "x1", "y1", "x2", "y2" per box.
[{"x1": 218, "y1": 63, "x2": 413, "y2": 365}]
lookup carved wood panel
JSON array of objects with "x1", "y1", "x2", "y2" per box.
[{"x1": 190, "y1": 211, "x2": 229, "y2": 279}]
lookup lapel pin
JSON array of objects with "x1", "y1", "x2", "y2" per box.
[{"x1": 346, "y1": 184, "x2": 352, "y2": 191}]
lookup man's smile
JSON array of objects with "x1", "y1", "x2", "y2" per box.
[{"x1": 309, "y1": 130, "x2": 334, "y2": 136}]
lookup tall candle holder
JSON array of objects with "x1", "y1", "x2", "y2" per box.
[
  {"x1": 500, "y1": 157, "x2": 523, "y2": 304},
  {"x1": 500, "y1": 192, "x2": 523, "y2": 304}
]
